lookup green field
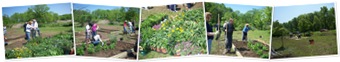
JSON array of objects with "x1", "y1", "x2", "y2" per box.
[
  {"x1": 271, "y1": 30, "x2": 337, "y2": 58},
  {"x1": 233, "y1": 30, "x2": 271, "y2": 44}
]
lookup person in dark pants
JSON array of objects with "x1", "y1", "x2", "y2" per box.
[
  {"x1": 205, "y1": 12, "x2": 219, "y2": 54},
  {"x1": 224, "y1": 18, "x2": 235, "y2": 54},
  {"x1": 242, "y1": 24, "x2": 250, "y2": 42}
]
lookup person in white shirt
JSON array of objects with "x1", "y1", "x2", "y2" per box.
[
  {"x1": 25, "y1": 21, "x2": 33, "y2": 41},
  {"x1": 85, "y1": 22, "x2": 91, "y2": 42},
  {"x1": 128, "y1": 21, "x2": 134, "y2": 34},
  {"x1": 90, "y1": 34, "x2": 104, "y2": 46},
  {"x1": 32, "y1": 19, "x2": 40, "y2": 37}
]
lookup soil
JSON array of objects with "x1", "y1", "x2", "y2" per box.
[
  {"x1": 5, "y1": 28, "x2": 63, "y2": 50},
  {"x1": 76, "y1": 22, "x2": 137, "y2": 59},
  {"x1": 233, "y1": 41, "x2": 259, "y2": 57},
  {"x1": 83, "y1": 41, "x2": 135, "y2": 59}
]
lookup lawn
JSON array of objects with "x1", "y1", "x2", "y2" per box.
[
  {"x1": 271, "y1": 30, "x2": 337, "y2": 58},
  {"x1": 232, "y1": 30, "x2": 271, "y2": 44}
]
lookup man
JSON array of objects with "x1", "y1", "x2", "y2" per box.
[
  {"x1": 123, "y1": 20, "x2": 128, "y2": 34},
  {"x1": 205, "y1": 12, "x2": 219, "y2": 54},
  {"x1": 128, "y1": 21, "x2": 134, "y2": 33},
  {"x1": 32, "y1": 19, "x2": 40, "y2": 37},
  {"x1": 242, "y1": 23, "x2": 250, "y2": 42},
  {"x1": 224, "y1": 18, "x2": 235, "y2": 54}
]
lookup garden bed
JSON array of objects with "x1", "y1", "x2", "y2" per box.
[{"x1": 233, "y1": 40, "x2": 269, "y2": 58}]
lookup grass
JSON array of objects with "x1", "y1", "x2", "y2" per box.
[
  {"x1": 138, "y1": 51, "x2": 172, "y2": 59},
  {"x1": 6, "y1": 27, "x2": 72, "y2": 36},
  {"x1": 271, "y1": 30, "x2": 337, "y2": 58},
  {"x1": 232, "y1": 30, "x2": 271, "y2": 44}
]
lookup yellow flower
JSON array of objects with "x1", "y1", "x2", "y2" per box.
[
  {"x1": 161, "y1": 24, "x2": 165, "y2": 27},
  {"x1": 171, "y1": 29, "x2": 175, "y2": 32},
  {"x1": 163, "y1": 28, "x2": 166, "y2": 30},
  {"x1": 167, "y1": 34, "x2": 171, "y2": 37},
  {"x1": 176, "y1": 28, "x2": 179, "y2": 30},
  {"x1": 179, "y1": 27, "x2": 184, "y2": 33}
]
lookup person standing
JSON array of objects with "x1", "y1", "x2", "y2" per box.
[
  {"x1": 205, "y1": 12, "x2": 219, "y2": 53},
  {"x1": 242, "y1": 23, "x2": 250, "y2": 42},
  {"x1": 32, "y1": 19, "x2": 40, "y2": 37},
  {"x1": 25, "y1": 21, "x2": 33, "y2": 41},
  {"x1": 128, "y1": 21, "x2": 134, "y2": 33},
  {"x1": 4, "y1": 26, "x2": 8, "y2": 45},
  {"x1": 224, "y1": 18, "x2": 235, "y2": 54},
  {"x1": 91, "y1": 22, "x2": 98, "y2": 38},
  {"x1": 123, "y1": 21, "x2": 128, "y2": 34},
  {"x1": 85, "y1": 22, "x2": 91, "y2": 42}
]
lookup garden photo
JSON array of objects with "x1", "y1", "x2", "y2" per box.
[
  {"x1": 3, "y1": 3, "x2": 73, "y2": 59},
  {"x1": 205, "y1": 2, "x2": 272, "y2": 59},
  {"x1": 138, "y1": 2, "x2": 206, "y2": 59},
  {"x1": 271, "y1": 3, "x2": 337, "y2": 59},
  {"x1": 73, "y1": 3, "x2": 139, "y2": 60}
]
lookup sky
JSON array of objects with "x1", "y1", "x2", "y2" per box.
[
  {"x1": 2, "y1": 3, "x2": 71, "y2": 16},
  {"x1": 224, "y1": 3, "x2": 266, "y2": 14},
  {"x1": 73, "y1": 3, "x2": 121, "y2": 12},
  {"x1": 274, "y1": 3, "x2": 334, "y2": 23}
]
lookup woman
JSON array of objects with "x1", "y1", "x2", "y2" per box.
[
  {"x1": 91, "y1": 22, "x2": 98, "y2": 38},
  {"x1": 25, "y1": 21, "x2": 33, "y2": 41},
  {"x1": 90, "y1": 34, "x2": 104, "y2": 46},
  {"x1": 85, "y1": 22, "x2": 92, "y2": 42}
]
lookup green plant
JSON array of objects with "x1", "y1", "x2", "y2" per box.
[{"x1": 87, "y1": 44, "x2": 95, "y2": 54}]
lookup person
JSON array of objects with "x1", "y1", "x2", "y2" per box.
[
  {"x1": 123, "y1": 21, "x2": 128, "y2": 34},
  {"x1": 85, "y1": 22, "x2": 91, "y2": 42},
  {"x1": 128, "y1": 21, "x2": 134, "y2": 33},
  {"x1": 186, "y1": 3, "x2": 194, "y2": 10},
  {"x1": 25, "y1": 21, "x2": 33, "y2": 41},
  {"x1": 32, "y1": 19, "x2": 40, "y2": 37},
  {"x1": 91, "y1": 22, "x2": 98, "y2": 38},
  {"x1": 224, "y1": 18, "x2": 235, "y2": 54},
  {"x1": 242, "y1": 23, "x2": 250, "y2": 42},
  {"x1": 90, "y1": 34, "x2": 104, "y2": 46},
  {"x1": 4, "y1": 26, "x2": 8, "y2": 45},
  {"x1": 205, "y1": 12, "x2": 219, "y2": 53}
]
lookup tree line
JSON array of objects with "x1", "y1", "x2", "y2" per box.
[
  {"x1": 3, "y1": 4, "x2": 72, "y2": 28},
  {"x1": 272, "y1": 6, "x2": 335, "y2": 37},
  {"x1": 73, "y1": 7, "x2": 139, "y2": 26},
  {"x1": 205, "y1": 2, "x2": 272, "y2": 30}
]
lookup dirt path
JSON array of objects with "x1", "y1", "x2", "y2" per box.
[{"x1": 5, "y1": 29, "x2": 63, "y2": 50}]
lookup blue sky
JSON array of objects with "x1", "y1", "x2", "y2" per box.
[
  {"x1": 274, "y1": 3, "x2": 334, "y2": 23},
  {"x1": 224, "y1": 3, "x2": 266, "y2": 14},
  {"x1": 2, "y1": 3, "x2": 71, "y2": 16},
  {"x1": 73, "y1": 3, "x2": 121, "y2": 12}
]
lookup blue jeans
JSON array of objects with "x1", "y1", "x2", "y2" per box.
[
  {"x1": 130, "y1": 26, "x2": 134, "y2": 33},
  {"x1": 226, "y1": 32, "x2": 233, "y2": 50},
  {"x1": 25, "y1": 32, "x2": 31, "y2": 41},
  {"x1": 92, "y1": 40, "x2": 101, "y2": 46},
  {"x1": 242, "y1": 32, "x2": 247, "y2": 41},
  {"x1": 123, "y1": 26, "x2": 128, "y2": 33},
  {"x1": 208, "y1": 39, "x2": 213, "y2": 54},
  {"x1": 92, "y1": 31, "x2": 96, "y2": 38}
]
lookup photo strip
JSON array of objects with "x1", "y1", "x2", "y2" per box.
[
  {"x1": 73, "y1": 3, "x2": 139, "y2": 60},
  {"x1": 3, "y1": 3, "x2": 74, "y2": 59},
  {"x1": 138, "y1": 2, "x2": 207, "y2": 59}
]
